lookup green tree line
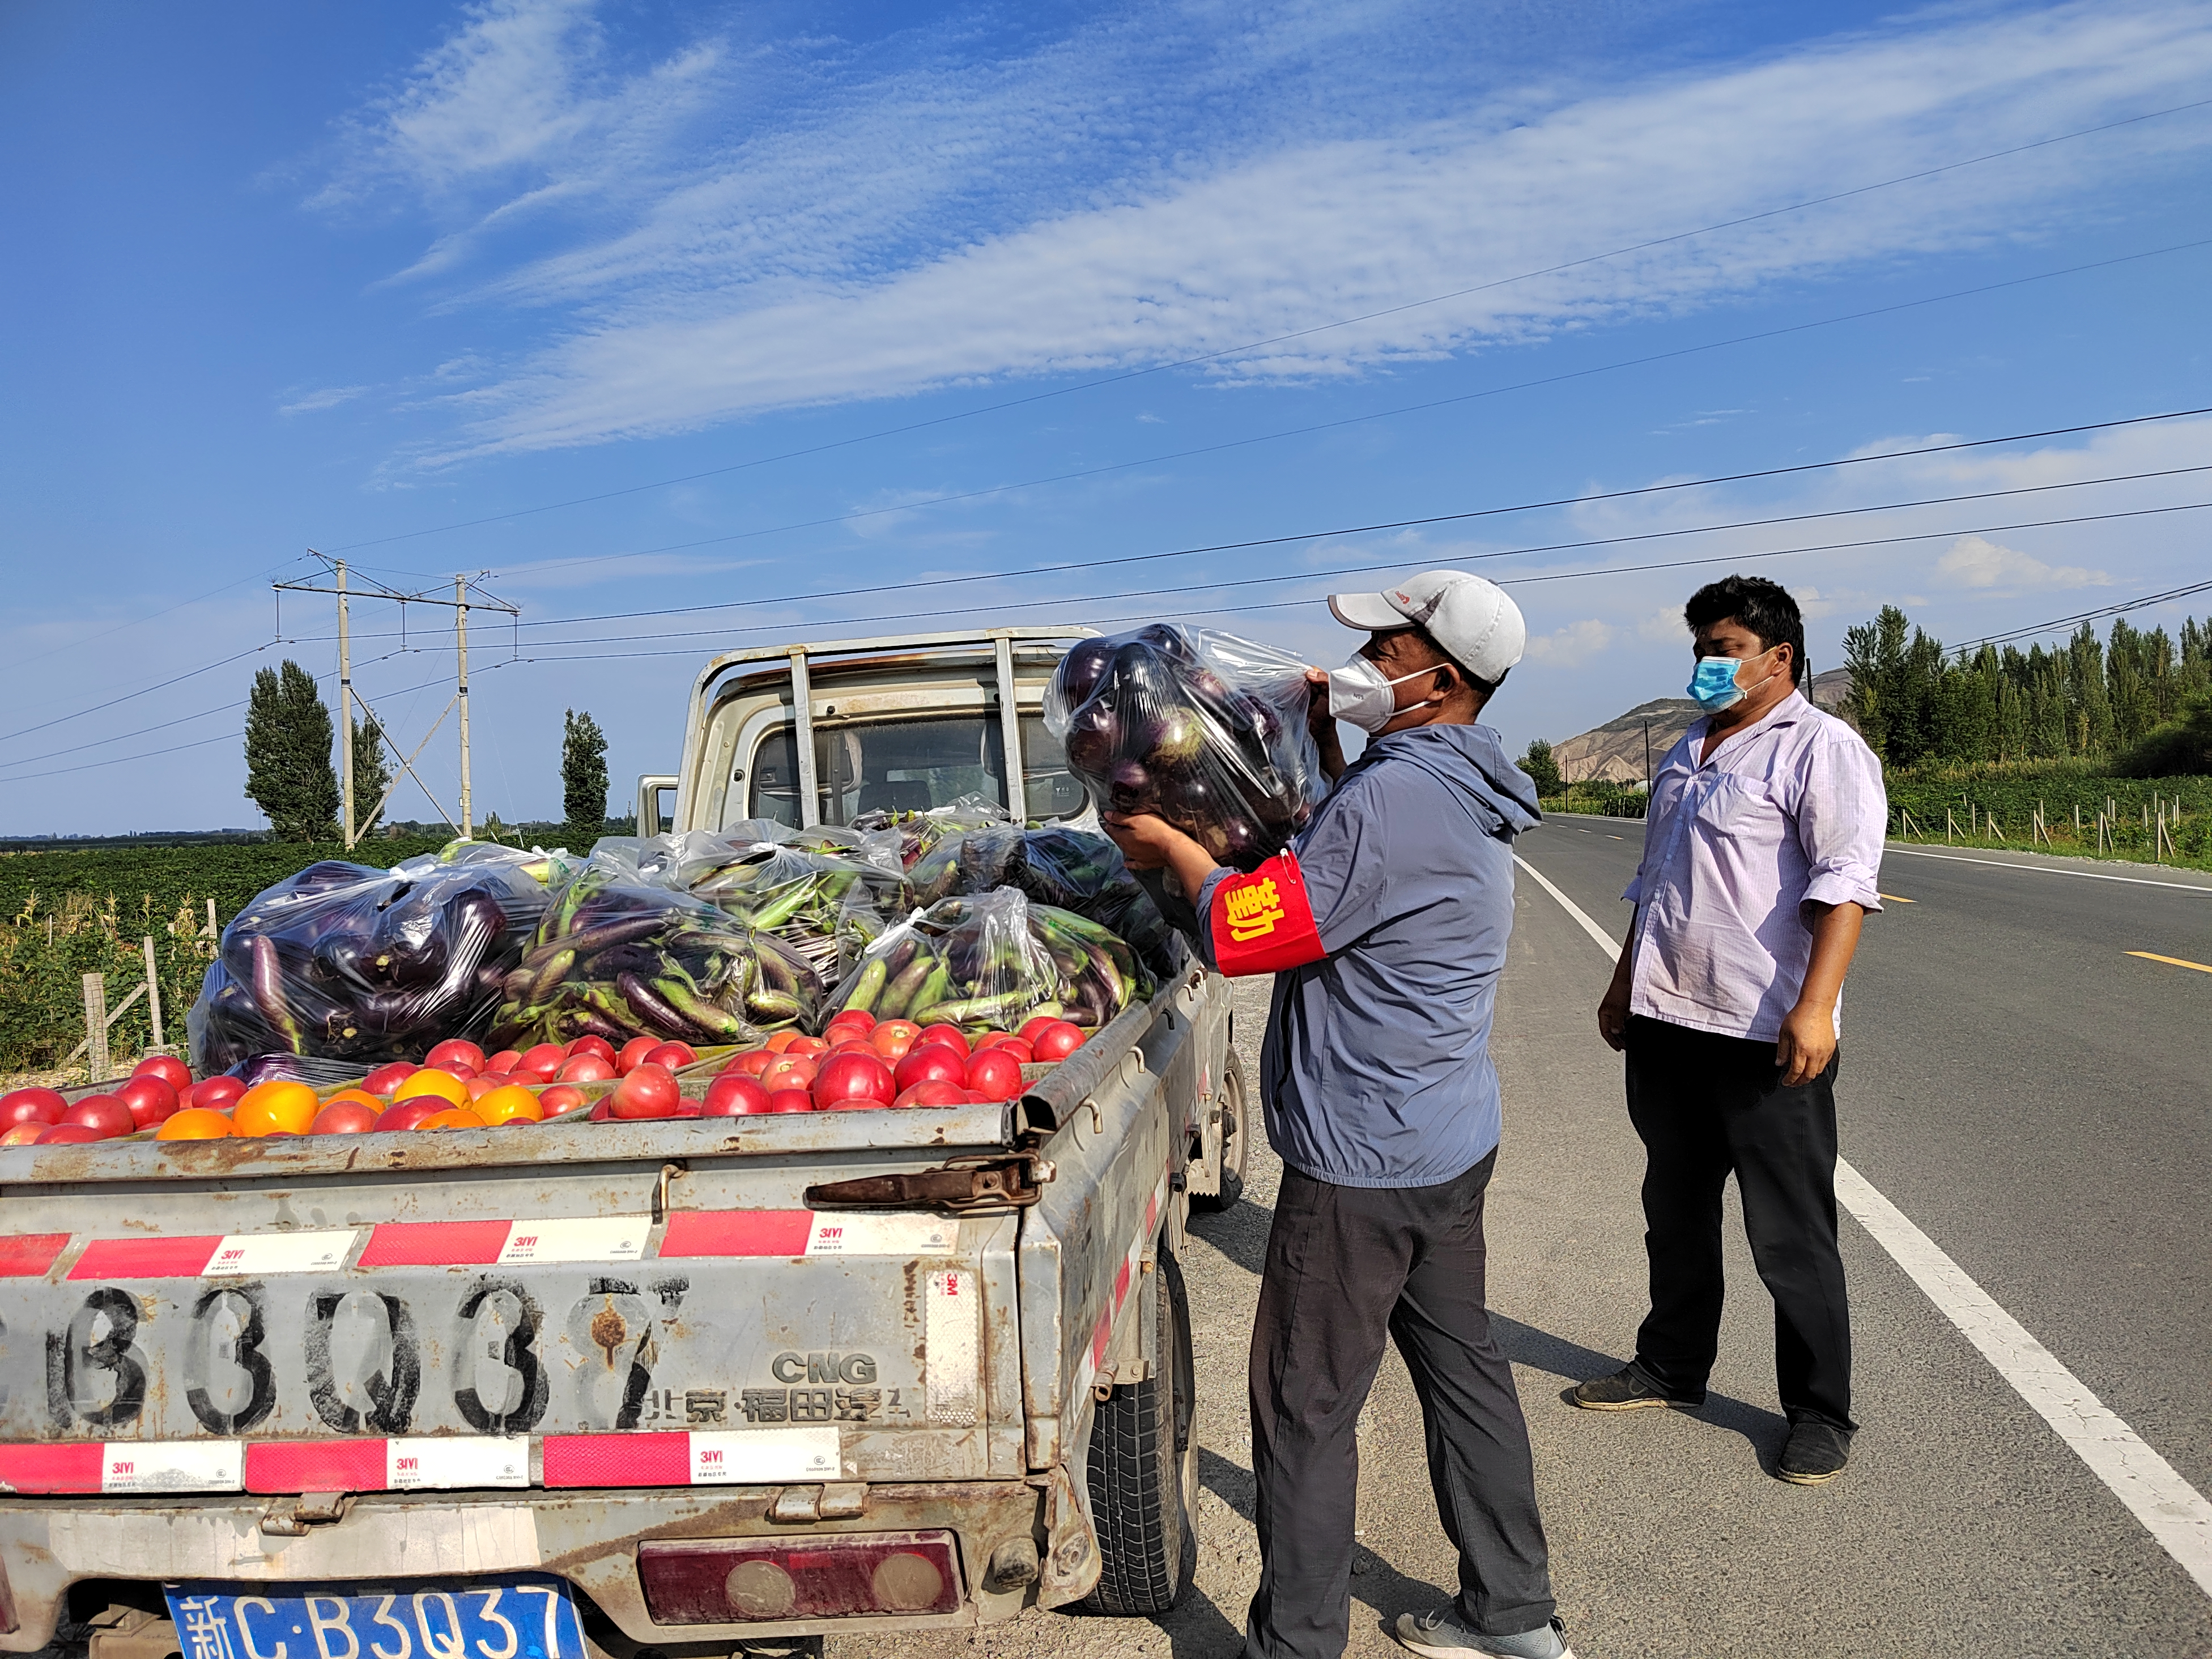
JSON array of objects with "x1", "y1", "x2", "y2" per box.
[{"x1": 1841, "y1": 608, "x2": 2211, "y2": 773}]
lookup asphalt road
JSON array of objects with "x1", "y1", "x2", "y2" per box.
[{"x1": 844, "y1": 821, "x2": 2212, "y2": 1659}]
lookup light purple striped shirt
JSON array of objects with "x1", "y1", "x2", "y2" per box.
[{"x1": 1622, "y1": 689, "x2": 1886, "y2": 1043}]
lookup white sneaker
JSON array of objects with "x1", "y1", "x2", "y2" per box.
[{"x1": 1392, "y1": 1606, "x2": 1576, "y2": 1659}]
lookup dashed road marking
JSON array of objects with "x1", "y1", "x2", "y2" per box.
[
  {"x1": 1515, "y1": 849, "x2": 2212, "y2": 1599},
  {"x1": 2127, "y1": 950, "x2": 2212, "y2": 974}
]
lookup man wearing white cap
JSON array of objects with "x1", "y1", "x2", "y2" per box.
[{"x1": 1104, "y1": 572, "x2": 1572, "y2": 1659}]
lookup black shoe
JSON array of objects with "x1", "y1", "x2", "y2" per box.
[
  {"x1": 1776, "y1": 1420, "x2": 1852, "y2": 1484},
  {"x1": 1568, "y1": 1363, "x2": 1701, "y2": 1411}
]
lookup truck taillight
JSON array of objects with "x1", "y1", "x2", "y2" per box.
[{"x1": 637, "y1": 1532, "x2": 964, "y2": 1623}]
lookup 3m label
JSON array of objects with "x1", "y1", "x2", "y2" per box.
[
  {"x1": 805, "y1": 1214, "x2": 959, "y2": 1257},
  {"x1": 387, "y1": 1436, "x2": 529, "y2": 1490},
  {"x1": 687, "y1": 1428, "x2": 841, "y2": 1484},
  {"x1": 496, "y1": 1217, "x2": 649, "y2": 1265},
  {"x1": 101, "y1": 1440, "x2": 244, "y2": 1495},
  {"x1": 204, "y1": 1231, "x2": 360, "y2": 1278},
  {"x1": 924, "y1": 1269, "x2": 980, "y2": 1428}
]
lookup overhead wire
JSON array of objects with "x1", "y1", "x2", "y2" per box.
[
  {"x1": 1955, "y1": 578, "x2": 2212, "y2": 651},
  {"x1": 319, "y1": 94, "x2": 2212, "y2": 555}
]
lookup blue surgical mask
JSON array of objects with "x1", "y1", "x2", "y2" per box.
[{"x1": 1687, "y1": 655, "x2": 1749, "y2": 712}]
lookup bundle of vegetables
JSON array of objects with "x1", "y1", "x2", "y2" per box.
[
  {"x1": 908, "y1": 825, "x2": 1180, "y2": 979},
  {"x1": 188, "y1": 846, "x2": 552, "y2": 1076},
  {"x1": 827, "y1": 887, "x2": 1151, "y2": 1035},
  {"x1": 1045, "y1": 623, "x2": 1324, "y2": 868},
  {"x1": 486, "y1": 856, "x2": 820, "y2": 1051},
  {"x1": 850, "y1": 794, "x2": 1014, "y2": 870}
]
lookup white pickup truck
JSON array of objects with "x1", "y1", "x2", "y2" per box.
[{"x1": 0, "y1": 628, "x2": 1250, "y2": 1659}]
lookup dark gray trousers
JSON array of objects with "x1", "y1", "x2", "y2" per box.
[{"x1": 1246, "y1": 1151, "x2": 1555, "y2": 1659}]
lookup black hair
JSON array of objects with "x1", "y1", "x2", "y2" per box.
[
  {"x1": 1409, "y1": 623, "x2": 1506, "y2": 700},
  {"x1": 1684, "y1": 575, "x2": 1807, "y2": 686}
]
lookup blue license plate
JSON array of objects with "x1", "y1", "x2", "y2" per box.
[{"x1": 164, "y1": 1577, "x2": 586, "y2": 1659}]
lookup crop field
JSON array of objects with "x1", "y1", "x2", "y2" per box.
[
  {"x1": 0, "y1": 836, "x2": 448, "y2": 1079},
  {"x1": 1883, "y1": 768, "x2": 2210, "y2": 870}
]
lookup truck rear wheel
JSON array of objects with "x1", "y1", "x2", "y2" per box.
[
  {"x1": 1081, "y1": 1243, "x2": 1198, "y2": 1615},
  {"x1": 1190, "y1": 1050, "x2": 1249, "y2": 1213}
]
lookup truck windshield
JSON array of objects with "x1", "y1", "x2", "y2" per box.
[{"x1": 741, "y1": 715, "x2": 1084, "y2": 827}]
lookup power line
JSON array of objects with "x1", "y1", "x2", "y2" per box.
[
  {"x1": 1955, "y1": 580, "x2": 2212, "y2": 651},
  {"x1": 487, "y1": 236, "x2": 2212, "y2": 583},
  {"x1": 322, "y1": 94, "x2": 2212, "y2": 555}
]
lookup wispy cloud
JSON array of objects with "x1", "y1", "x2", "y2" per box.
[
  {"x1": 278, "y1": 384, "x2": 370, "y2": 416},
  {"x1": 1525, "y1": 618, "x2": 1619, "y2": 666}
]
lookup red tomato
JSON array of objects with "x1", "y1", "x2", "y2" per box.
[
  {"x1": 1030, "y1": 1020, "x2": 1085, "y2": 1062},
  {"x1": 703, "y1": 1073, "x2": 773, "y2": 1116},
  {"x1": 610, "y1": 1063, "x2": 681, "y2": 1120},
  {"x1": 869, "y1": 1020, "x2": 921, "y2": 1061},
  {"x1": 309, "y1": 1101, "x2": 380, "y2": 1135},
  {"x1": 784, "y1": 1035, "x2": 829, "y2": 1058},
  {"x1": 731, "y1": 1049, "x2": 775, "y2": 1077},
  {"x1": 965, "y1": 1047, "x2": 1026, "y2": 1103},
  {"x1": 826, "y1": 1008, "x2": 877, "y2": 1033},
  {"x1": 826, "y1": 1032, "x2": 871, "y2": 1051},
  {"x1": 645, "y1": 1041, "x2": 699, "y2": 1071},
  {"x1": 588, "y1": 1099, "x2": 614, "y2": 1122},
  {"x1": 361, "y1": 1061, "x2": 419, "y2": 1099},
  {"x1": 463, "y1": 1074, "x2": 511, "y2": 1101},
  {"x1": 114, "y1": 1075, "x2": 180, "y2": 1128},
  {"x1": 892, "y1": 1079, "x2": 968, "y2": 1109},
  {"x1": 998, "y1": 1039, "x2": 1035, "y2": 1065},
  {"x1": 761, "y1": 1056, "x2": 819, "y2": 1092},
  {"x1": 1, "y1": 1122, "x2": 48, "y2": 1146},
  {"x1": 766, "y1": 1088, "x2": 815, "y2": 1114},
  {"x1": 894, "y1": 1045, "x2": 967, "y2": 1093},
  {"x1": 971, "y1": 1032, "x2": 1015, "y2": 1050},
  {"x1": 812, "y1": 1050, "x2": 896, "y2": 1111},
  {"x1": 1018, "y1": 1014, "x2": 1063, "y2": 1042},
  {"x1": 373, "y1": 1099, "x2": 441, "y2": 1133},
  {"x1": 916, "y1": 1023, "x2": 969, "y2": 1058},
  {"x1": 485, "y1": 1049, "x2": 524, "y2": 1074},
  {"x1": 36, "y1": 1123, "x2": 104, "y2": 1145},
  {"x1": 188, "y1": 1075, "x2": 246, "y2": 1112},
  {"x1": 617, "y1": 1036, "x2": 661, "y2": 1075},
  {"x1": 538, "y1": 1084, "x2": 588, "y2": 1114},
  {"x1": 426, "y1": 1039, "x2": 487, "y2": 1075},
  {"x1": 566, "y1": 1035, "x2": 617, "y2": 1064},
  {"x1": 518, "y1": 1043, "x2": 567, "y2": 1080},
  {"x1": 63, "y1": 1096, "x2": 135, "y2": 1139},
  {"x1": 764, "y1": 1030, "x2": 802, "y2": 1053},
  {"x1": 558, "y1": 1052, "x2": 616, "y2": 1083},
  {"x1": 132, "y1": 1055, "x2": 194, "y2": 1096},
  {"x1": 0, "y1": 1087, "x2": 67, "y2": 1128}
]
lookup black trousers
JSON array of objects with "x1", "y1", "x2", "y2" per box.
[
  {"x1": 1625, "y1": 1015, "x2": 1855, "y2": 1432},
  {"x1": 1246, "y1": 1152, "x2": 1555, "y2": 1659}
]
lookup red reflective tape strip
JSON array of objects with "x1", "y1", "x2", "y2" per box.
[
  {"x1": 356, "y1": 1220, "x2": 513, "y2": 1268},
  {"x1": 1113, "y1": 1254, "x2": 1133, "y2": 1309},
  {"x1": 0, "y1": 1234, "x2": 70, "y2": 1278},
  {"x1": 67, "y1": 1236, "x2": 221, "y2": 1281},
  {"x1": 244, "y1": 1439, "x2": 388, "y2": 1495},
  {"x1": 541, "y1": 1432, "x2": 690, "y2": 1489},
  {"x1": 657, "y1": 1210, "x2": 815, "y2": 1258},
  {"x1": 1090, "y1": 1310, "x2": 1112, "y2": 1372},
  {"x1": 0, "y1": 1443, "x2": 104, "y2": 1494}
]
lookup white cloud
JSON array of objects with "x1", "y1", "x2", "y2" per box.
[
  {"x1": 344, "y1": 0, "x2": 2212, "y2": 464},
  {"x1": 278, "y1": 385, "x2": 369, "y2": 416},
  {"x1": 1524, "y1": 619, "x2": 1618, "y2": 666},
  {"x1": 1934, "y1": 534, "x2": 2107, "y2": 589}
]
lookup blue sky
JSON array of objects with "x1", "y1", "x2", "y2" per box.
[{"x1": 3, "y1": 0, "x2": 2209, "y2": 835}]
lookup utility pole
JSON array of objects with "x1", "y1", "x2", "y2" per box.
[
  {"x1": 337, "y1": 560, "x2": 355, "y2": 847},
  {"x1": 1642, "y1": 719, "x2": 1653, "y2": 794},
  {"x1": 455, "y1": 573, "x2": 473, "y2": 840}
]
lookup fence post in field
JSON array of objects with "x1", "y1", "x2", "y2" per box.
[
  {"x1": 1946, "y1": 809, "x2": 1955, "y2": 844},
  {"x1": 82, "y1": 974, "x2": 109, "y2": 1082},
  {"x1": 143, "y1": 935, "x2": 164, "y2": 1051}
]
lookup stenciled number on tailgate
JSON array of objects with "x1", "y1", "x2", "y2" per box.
[
  {"x1": 48, "y1": 1288, "x2": 147, "y2": 1430},
  {"x1": 184, "y1": 1283, "x2": 276, "y2": 1435},
  {"x1": 307, "y1": 1289, "x2": 422, "y2": 1434},
  {"x1": 452, "y1": 1281, "x2": 548, "y2": 1434}
]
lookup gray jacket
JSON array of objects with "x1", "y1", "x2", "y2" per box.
[{"x1": 1197, "y1": 723, "x2": 1541, "y2": 1188}]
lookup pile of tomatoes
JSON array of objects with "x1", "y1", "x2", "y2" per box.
[
  {"x1": 682, "y1": 1009, "x2": 1087, "y2": 1118},
  {"x1": 0, "y1": 1056, "x2": 215, "y2": 1146}
]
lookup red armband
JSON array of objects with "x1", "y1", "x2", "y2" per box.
[{"x1": 1207, "y1": 852, "x2": 1326, "y2": 977}]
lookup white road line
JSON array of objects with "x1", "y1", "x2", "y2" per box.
[
  {"x1": 1886, "y1": 845, "x2": 2212, "y2": 894},
  {"x1": 1515, "y1": 849, "x2": 2212, "y2": 1599}
]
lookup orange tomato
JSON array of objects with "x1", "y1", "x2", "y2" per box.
[
  {"x1": 418, "y1": 1106, "x2": 488, "y2": 1130},
  {"x1": 157, "y1": 1107, "x2": 237, "y2": 1141},
  {"x1": 473, "y1": 1085, "x2": 543, "y2": 1126},
  {"x1": 394, "y1": 1068, "x2": 469, "y2": 1106},
  {"x1": 232, "y1": 1080, "x2": 318, "y2": 1137},
  {"x1": 321, "y1": 1088, "x2": 384, "y2": 1113},
  {"x1": 764, "y1": 1029, "x2": 802, "y2": 1053}
]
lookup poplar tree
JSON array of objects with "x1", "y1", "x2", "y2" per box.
[
  {"x1": 243, "y1": 661, "x2": 339, "y2": 841},
  {"x1": 562, "y1": 709, "x2": 609, "y2": 848},
  {"x1": 351, "y1": 714, "x2": 391, "y2": 836}
]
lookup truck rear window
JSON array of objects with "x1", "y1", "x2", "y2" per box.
[{"x1": 742, "y1": 716, "x2": 1084, "y2": 827}]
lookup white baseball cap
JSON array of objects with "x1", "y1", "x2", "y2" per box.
[{"x1": 1328, "y1": 569, "x2": 1527, "y2": 683}]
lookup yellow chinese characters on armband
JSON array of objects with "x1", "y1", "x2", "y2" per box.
[{"x1": 1209, "y1": 851, "x2": 1325, "y2": 977}]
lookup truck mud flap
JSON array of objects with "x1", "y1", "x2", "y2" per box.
[{"x1": 1032, "y1": 1462, "x2": 1100, "y2": 1609}]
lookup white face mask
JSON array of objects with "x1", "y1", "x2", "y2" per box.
[{"x1": 1326, "y1": 654, "x2": 1438, "y2": 734}]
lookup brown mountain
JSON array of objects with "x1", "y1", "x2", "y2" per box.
[{"x1": 1551, "y1": 669, "x2": 1854, "y2": 783}]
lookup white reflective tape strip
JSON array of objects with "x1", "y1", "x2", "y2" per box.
[
  {"x1": 204, "y1": 1230, "x2": 360, "y2": 1277},
  {"x1": 925, "y1": 1268, "x2": 980, "y2": 1427},
  {"x1": 386, "y1": 1436, "x2": 529, "y2": 1491},
  {"x1": 687, "y1": 1428, "x2": 841, "y2": 1484},
  {"x1": 804, "y1": 1213, "x2": 961, "y2": 1256},
  {"x1": 496, "y1": 1216, "x2": 650, "y2": 1265},
  {"x1": 100, "y1": 1440, "x2": 243, "y2": 1494}
]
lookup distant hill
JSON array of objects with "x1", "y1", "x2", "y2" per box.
[{"x1": 1553, "y1": 669, "x2": 1854, "y2": 782}]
